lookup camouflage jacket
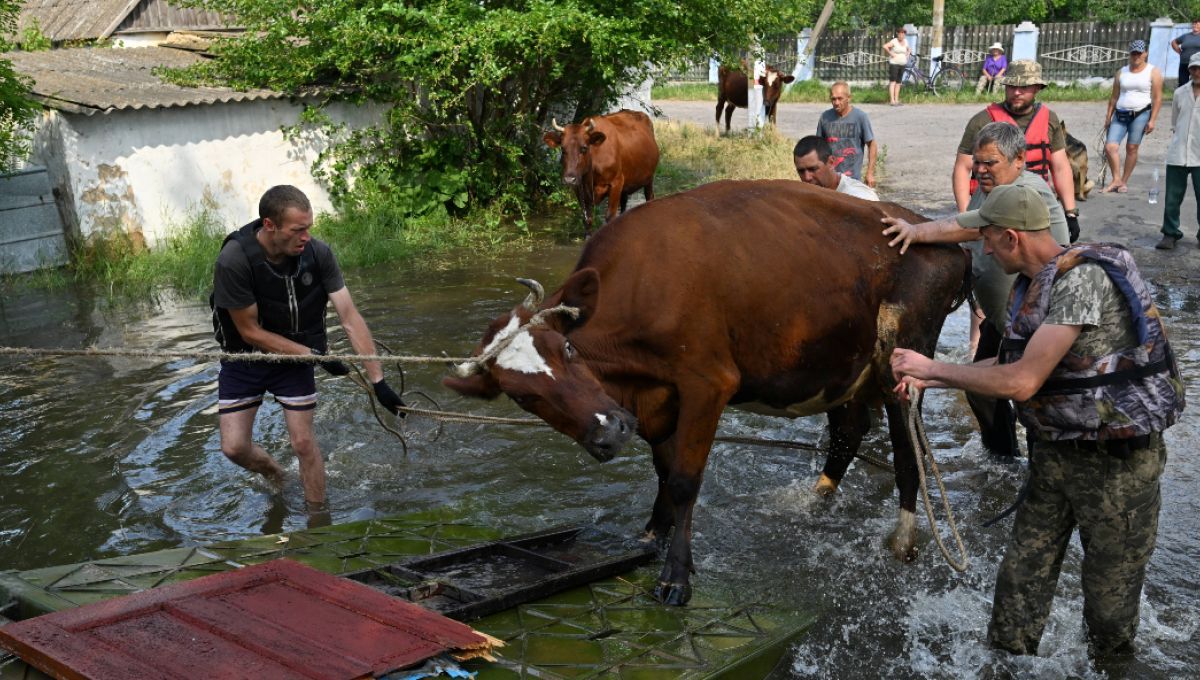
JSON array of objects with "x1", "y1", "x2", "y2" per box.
[{"x1": 1000, "y1": 244, "x2": 1185, "y2": 441}]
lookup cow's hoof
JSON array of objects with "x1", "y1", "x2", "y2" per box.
[
  {"x1": 886, "y1": 510, "x2": 919, "y2": 562},
  {"x1": 654, "y1": 581, "x2": 692, "y2": 606},
  {"x1": 813, "y1": 473, "x2": 839, "y2": 497}
]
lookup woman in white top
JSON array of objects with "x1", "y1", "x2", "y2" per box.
[
  {"x1": 1102, "y1": 39, "x2": 1162, "y2": 193},
  {"x1": 883, "y1": 27, "x2": 912, "y2": 106}
]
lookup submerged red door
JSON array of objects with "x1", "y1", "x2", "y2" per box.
[{"x1": 0, "y1": 558, "x2": 496, "y2": 679}]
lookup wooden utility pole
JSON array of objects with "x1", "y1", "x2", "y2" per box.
[
  {"x1": 802, "y1": 0, "x2": 837, "y2": 62},
  {"x1": 932, "y1": 0, "x2": 945, "y2": 52}
]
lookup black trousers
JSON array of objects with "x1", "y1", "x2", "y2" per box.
[{"x1": 967, "y1": 321, "x2": 1022, "y2": 457}]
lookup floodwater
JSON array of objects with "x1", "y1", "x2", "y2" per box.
[{"x1": 1, "y1": 244, "x2": 1197, "y2": 679}]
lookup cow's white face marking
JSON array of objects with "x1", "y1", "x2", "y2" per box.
[
  {"x1": 457, "y1": 314, "x2": 553, "y2": 378},
  {"x1": 766, "y1": 71, "x2": 779, "y2": 86},
  {"x1": 496, "y1": 330, "x2": 554, "y2": 377},
  {"x1": 595, "y1": 413, "x2": 609, "y2": 427}
]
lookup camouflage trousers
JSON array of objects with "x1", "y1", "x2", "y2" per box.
[{"x1": 987, "y1": 434, "x2": 1167, "y2": 657}]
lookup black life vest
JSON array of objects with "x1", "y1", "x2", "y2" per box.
[{"x1": 210, "y1": 219, "x2": 329, "y2": 353}]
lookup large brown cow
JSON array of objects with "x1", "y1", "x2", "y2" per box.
[
  {"x1": 716, "y1": 65, "x2": 796, "y2": 132},
  {"x1": 543, "y1": 109, "x2": 659, "y2": 237},
  {"x1": 445, "y1": 180, "x2": 970, "y2": 605}
]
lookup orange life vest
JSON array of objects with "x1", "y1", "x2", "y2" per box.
[{"x1": 969, "y1": 103, "x2": 1055, "y2": 195}]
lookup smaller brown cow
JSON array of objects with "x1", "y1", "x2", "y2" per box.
[
  {"x1": 543, "y1": 109, "x2": 659, "y2": 237},
  {"x1": 716, "y1": 65, "x2": 796, "y2": 132}
]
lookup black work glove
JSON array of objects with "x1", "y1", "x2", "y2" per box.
[
  {"x1": 310, "y1": 348, "x2": 351, "y2": 376},
  {"x1": 1065, "y1": 211, "x2": 1080, "y2": 244},
  {"x1": 373, "y1": 379, "x2": 406, "y2": 417}
]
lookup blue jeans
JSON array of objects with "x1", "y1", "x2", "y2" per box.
[
  {"x1": 1161, "y1": 164, "x2": 1200, "y2": 239},
  {"x1": 1106, "y1": 107, "x2": 1151, "y2": 145}
]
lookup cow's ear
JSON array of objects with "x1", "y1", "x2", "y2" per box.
[
  {"x1": 587, "y1": 131, "x2": 606, "y2": 147},
  {"x1": 757, "y1": 76, "x2": 767, "y2": 86},
  {"x1": 543, "y1": 131, "x2": 562, "y2": 149},
  {"x1": 560, "y1": 267, "x2": 600, "y2": 329},
  {"x1": 783, "y1": 75, "x2": 795, "y2": 83},
  {"x1": 442, "y1": 374, "x2": 503, "y2": 400}
]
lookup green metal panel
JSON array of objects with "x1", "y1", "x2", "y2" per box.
[
  {"x1": 0, "y1": 510, "x2": 811, "y2": 679},
  {"x1": 466, "y1": 569, "x2": 812, "y2": 679}
]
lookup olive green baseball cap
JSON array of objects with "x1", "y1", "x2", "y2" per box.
[{"x1": 955, "y1": 184, "x2": 1050, "y2": 230}]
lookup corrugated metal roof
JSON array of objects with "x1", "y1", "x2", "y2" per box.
[
  {"x1": 18, "y1": 0, "x2": 134, "y2": 42},
  {"x1": 4, "y1": 46, "x2": 283, "y2": 115},
  {"x1": 116, "y1": 0, "x2": 236, "y2": 35},
  {"x1": 19, "y1": 0, "x2": 237, "y2": 42}
]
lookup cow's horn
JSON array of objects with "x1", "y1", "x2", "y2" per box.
[
  {"x1": 585, "y1": 118, "x2": 595, "y2": 133},
  {"x1": 516, "y1": 277, "x2": 544, "y2": 311},
  {"x1": 450, "y1": 360, "x2": 485, "y2": 379},
  {"x1": 551, "y1": 118, "x2": 565, "y2": 132}
]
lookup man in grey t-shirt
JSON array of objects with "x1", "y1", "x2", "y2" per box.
[
  {"x1": 881, "y1": 122, "x2": 1068, "y2": 458},
  {"x1": 1172, "y1": 20, "x2": 1200, "y2": 87},
  {"x1": 212, "y1": 185, "x2": 404, "y2": 523},
  {"x1": 815, "y1": 82, "x2": 878, "y2": 185}
]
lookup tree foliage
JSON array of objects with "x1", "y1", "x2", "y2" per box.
[
  {"x1": 0, "y1": 0, "x2": 38, "y2": 172},
  {"x1": 174, "y1": 0, "x2": 812, "y2": 217}
]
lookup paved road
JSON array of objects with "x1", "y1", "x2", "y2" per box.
[{"x1": 655, "y1": 99, "x2": 1200, "y2": 285}]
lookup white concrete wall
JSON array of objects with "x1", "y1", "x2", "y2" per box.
[{"x1": 37, "y1": 99, "x2": 381, "y2": 245}]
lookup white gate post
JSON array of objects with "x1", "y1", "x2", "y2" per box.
[
  {"x1": 1012, "y1": 20, "x2": 1039, "y2": 62},
  {"x1": 1149, "y1": 17, "x2": 1178, "y2": 85},
  {"x1": 747, "y1": 58, "x2": 765, "y2": 129}
]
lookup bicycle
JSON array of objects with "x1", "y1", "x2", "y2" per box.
[{"x1": 901, "y1": 54, "x2": 965, "y2": 96}]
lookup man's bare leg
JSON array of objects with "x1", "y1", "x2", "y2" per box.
[
  {"x1": 219, "y1": 406, "x2": 286, "y2": 489},
  {"x1": 282, "y1": 406, "x2": 326, "y2": 507}
]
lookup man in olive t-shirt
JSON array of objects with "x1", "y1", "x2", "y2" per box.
[{"x1": 951, "y1": 60, "x2": 1078, "y2": 231}]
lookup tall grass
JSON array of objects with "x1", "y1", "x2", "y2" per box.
[
  {"x1": 653, "y1": 120, "x2": 797, "y2": 194},
  {"x1": 3, "y1": 201, "x2": 574, "y2": 299},
  {"x1": 313, "y1": 200, "x2": 554, "y2": 271},
  {"x1": 6, "y1": 210, "x2": 227, "y2": 297}
]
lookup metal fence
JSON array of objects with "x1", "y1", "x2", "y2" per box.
[
  {"x1": 812, "y1": 29, "x2": 893, "y2": 82},
  {"x1": 1037, "y1": 20, "x2": 1146, "y2": 80},
  {"x1": 661, "y1": 20, "x2": 1149, "y2": 85}
]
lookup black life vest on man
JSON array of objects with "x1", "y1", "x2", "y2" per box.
[
  {"x1": 211, "y1": 219, "x2": 329, "y2": 353},
  {"x1": 970, "y1": 103, "x2": 1055, "y2": 195}
]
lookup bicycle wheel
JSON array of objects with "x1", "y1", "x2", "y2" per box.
[
  {"x1": 901, "y1": 68, "x2": 928, "y2": 93},
  {"x1": 933, "y1": 67, "x2": 965, "y2": 95}
]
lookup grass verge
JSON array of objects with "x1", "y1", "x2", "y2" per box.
[{"x1": 653, "y1": 120, "x2": 797, "y2": 193}]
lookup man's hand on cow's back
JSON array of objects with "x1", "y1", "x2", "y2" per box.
[{"x1": 881, "y1": 216, "x2": 920, "y2": 254}]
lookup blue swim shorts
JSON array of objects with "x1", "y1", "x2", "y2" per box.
[{"x1": 218, "y1": 360, "x2": 317, "y2": 414}]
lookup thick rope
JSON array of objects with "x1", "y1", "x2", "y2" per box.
[
  {"x1": 2, "y1": 334, "x2": 896, "y2": 471},
  {"x1": 713, "y1": 434, "x2": 893, "y2": 471},
  {"x1": 906, "y1": 385, "x2": 970, "y2": 572},
  {"x1": 0, "y1": 346, "x2": 466, "y2": 364}
]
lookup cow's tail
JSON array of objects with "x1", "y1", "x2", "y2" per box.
[{"x1": 948, "y1": 248, "x2": 974, "y2": 314}]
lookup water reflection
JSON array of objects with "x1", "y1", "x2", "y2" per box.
[{"x1": 0, "y1": 249, "x2": 1197, "y2": 678}]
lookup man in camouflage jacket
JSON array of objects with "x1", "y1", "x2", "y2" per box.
[{"x1": 890, "y1": 184, "x2": 1184, "y2": 661}]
